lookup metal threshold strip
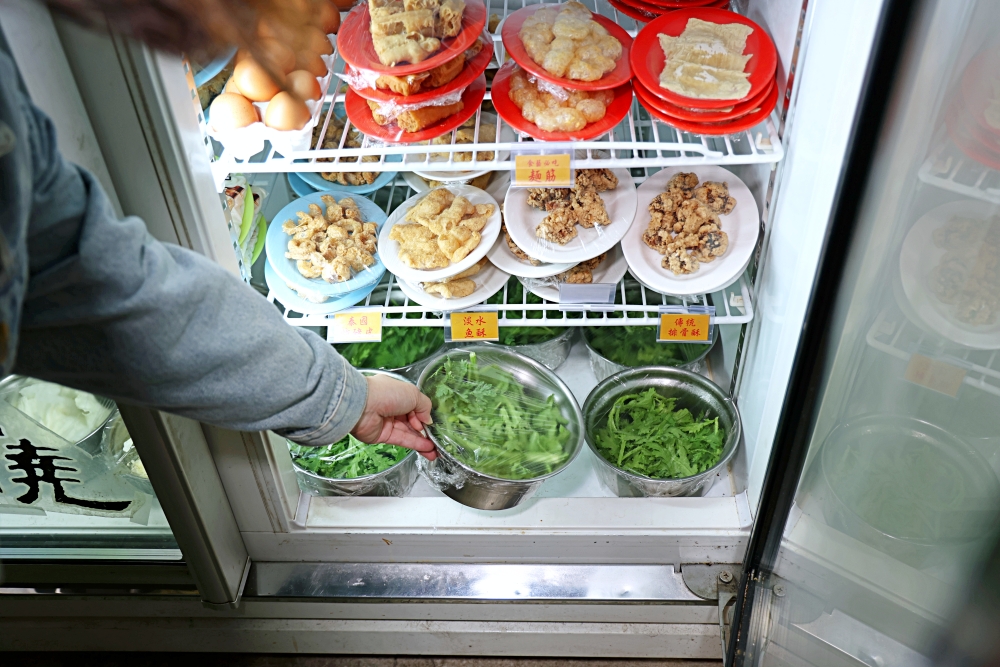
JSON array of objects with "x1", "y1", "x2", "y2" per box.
[{"x1": 246, "y1": 562, "x2": 706, "y2": 602}]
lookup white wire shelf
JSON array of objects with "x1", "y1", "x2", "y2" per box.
[
  {"x1": 918, "y1": 134, "x2": 1000, "y2": 205},
  {"x1": 205, "y1": 0, "x2": 784, "y2": 187},
  {"x1": 866, "y1": 309, "x2": 1000, "y2": 398}
]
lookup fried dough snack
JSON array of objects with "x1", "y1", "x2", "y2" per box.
[
  {"x1": 311, "y1": 120, "x2": 380, "y2": 187},
  {"x1": 369, "y1": 0, "x2": 467, "y2": 66},
  {"x1": 368, "y1": 98, "x2": 465, "y2": 133},
  {"x1": 640, "y1": 173, "x2": 734, "y2": 275},
  {"x1": 391, "y1": 188, "x2": 495, "y2": 269},
  {"x1": 518, "y1": 2, "x2": 622, "y2": 82},
  {"x1": 374, "y1": 39, "x2": 482, "y2": 96},
  {"x1": 282, "y1": 196, "x2": 379, "y2": 283},
  {"x1": 508, "y1": 66, "x2": 613, "y2": 133},
  {"x1": 422, "y1": 257, "x2": 487, "y2": 298}
]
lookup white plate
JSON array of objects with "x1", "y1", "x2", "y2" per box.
[
  {"x1": 899, "y1": 199, "x2": 1000, "y2": 349},
  {"x1": 404, "y1": 171, "x2": 511, "y2": 198},
  {"x1": 486, "y1": 232, "x2": 576, "y2": 278},
  {"x1": 622, "y1": 166, "x2": 760, "y2": 297},
  {"x1": 405, "y1": 113, "x2": 514, "y2": 181},
  {"x1": 402, "y1": 171, "x2": 430, "y2": 193},
  {"x1": 396, "y1": 261, "x2": 510, "y2": 310},
  {"x1": 519, "y1": 244, "x2": 628, "y2": 303},
  {"x1": 378, "y1": 184, "x2": 503, "y2": 283},
  {"x1": 503, "y1": 168, "x2": 638, "y2": 264}
]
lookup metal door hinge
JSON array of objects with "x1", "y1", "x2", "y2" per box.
[{"x1": 682, "y1": 564, "x2": 742, "y2": 666}]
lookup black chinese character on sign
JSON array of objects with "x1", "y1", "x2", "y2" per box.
[{"x1": 4, "y1": 439, "x2": 131, "y2": 511}]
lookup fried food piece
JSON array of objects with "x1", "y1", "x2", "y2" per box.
[
  {"x1": 527, "y1": 187, "x2": 572, "y2": 211},
  {"x1": 518, "y1": 2, "x2": 621, "y2": 81},
  {"x1": 693, "y1": 181, "x2": 737, "y2": 215},
  {"x1": 370, "y1": 9, "x2": 436, "y2": 37},
  {"x1": 405, "y1": 187, "x2": 455, "y2": 224},
  {"x1": 430, "y1": 120, "x2": 496, "y2": 162},
  {"x1": 391, "y1": 223, "x2": 452, "y2": 269},
  {"x1": 696, "y1": 227, "x2": 729, "y2": 262},
  {"x1": 458, "y1": 204, "x2": 494, "y2": 233},
  {"x1": 373, "y1": 33, "x2": 442, "y2": 66},
  {"x1": 559, "y1": 265, "x2": 593, "y2": 283},
  {"x1": 579, "y1": 252, "x2": 607, "y2": 271},
  {"x1": 663, "y1": 244, "x2": 700, "y2": 275},
  {"x1": 503, "y1": 224, "x2": 540, "y2": 265},
  {"x1": 437, "y1": 225, "x2": 481, "y2": 263},
  {"x1": 437, "y1": 0, "x2": 465, "y2": 37},
  {"x1": 648, "y1": 193, "x2": 678, "y2": 232},
  {"x1": 424, "y1": 278, "x2": 476, "y2": 298},
  {"x1": 508, "y1": 66, "x2": 613, "y2": 132},
  {"x1": 570, "y1": 187, "x2": 611, "y2": 228},
  {"x1": 445, "y1": 257, "x2": 487, "y2": 281},
  {"x1": 574, "y1": 168, "x2": 618, "y2": 192},
  {"x1": 312, "y1": 121, "x2": 380, "y2": 186},
  {"x1": 674, "y1": 199, "x2": 718, "y2": 234},
  {"x1": 368, "y1": 99, "x2": 464, "y2": 133},
  {"x1": 658, "y1": 19, "x2": 753, "y2": 100},
  {"x1": 537, "y1": 207, "x2": 579, "y2": 244}
]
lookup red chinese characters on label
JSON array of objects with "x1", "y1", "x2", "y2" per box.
[
  {"x1": 331, "y1": 312, "x2": 383, "y2": 343},
  {"x1": 449, "y1": 312, "x2": 499, "y2": 341},
  {"x1": 514, "y1": 154, "x2": 571, "y2": 187},
  {"x1": 658, "y1": 314, "x2": 711, "y2": 342}
]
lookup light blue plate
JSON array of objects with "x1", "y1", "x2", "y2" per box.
[
  {"x1": 287, "y1": 172, "x2": 319, "y2": 197},
  {"x1": 294, "y1": 157, "x2": 401, "y2": 194},
  {"x1": 265, "y1": 190, "x2": 388, "y2": 297},
  {"x1": 193, "y1": 47, "x2": 237, "y2": 87},
  {"x1": 265, "y1": 260, "x2": 381, "y2": 316}
]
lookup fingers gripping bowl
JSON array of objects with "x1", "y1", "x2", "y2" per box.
[
  {"x1": 417, "y1": 346, "x2": 585, "y2": 510},
  {"x1": 583, "y1": 367, "x2": 741, "y2": 497}
]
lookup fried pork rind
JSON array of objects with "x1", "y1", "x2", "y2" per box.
[
  {"x1": 508, "y1": 66, "x2": 613, "y2": 133},
  {"x1": 311, "y1": 120, "x2": 382, "y2": 187},
  {"x1": 395, "y1": 189, "x2": 495, "y2": 269},
  {"x1": 420, "y1": 257, "x2": 486, "y2": 299},
  {"x1": 640, "y1": 173, "x2": 735, "y2": 275},
  {"x1": 518, "y1": 2, "x2": 621, "y2": 82},
  {"x1": 282, "y1": 195, "x2": 379, "y2": 283}
]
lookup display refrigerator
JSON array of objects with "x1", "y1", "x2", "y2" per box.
[{"x1": 2, "y1": 0, "x2": 1000, "y2": 663}]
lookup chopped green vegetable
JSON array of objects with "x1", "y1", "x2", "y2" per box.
[
  {"x1": 585, "y1": 326, "x2": 711, "y2": 367},
  {"x1": 498, "y1": 326, "x2": 567, "y2": 346},
  {"x1": 594, "y1": 388, "x2": 725, "y2": 479},
  {"x1": 336, "y1": 326, "x2": 443, "y2": 369},
  {"x1": 425, "y1": 352, "x2": 574, "y2": 480},
  {"x1": 289, "y1": 435, "x2": 409, "y2": 479}
]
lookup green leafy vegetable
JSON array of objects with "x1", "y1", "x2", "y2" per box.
[
  {"x1": 289, "y1": 435, "x2": 409, "y2": 479},
  {"x1": 336, "y1": 326, "x2": 443, "y2": 369},
  {"x1": 585, "y1": 326, "x2": 711, "y2": 367},
  {"x1": 594, "y1": 389, "x2": 725, "y2": 479},
  {"x1": 498, "y1": 326, "x2": 567, "y2": 346},
  {"x1": 425, "y1": 352, "x2": 573, "y2": 480}
]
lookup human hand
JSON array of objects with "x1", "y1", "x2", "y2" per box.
[{"x1": 351, "y1": 374, "x2": 437, "y2": 460}]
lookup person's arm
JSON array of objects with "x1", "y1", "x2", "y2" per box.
[{"x1": 9, "y1": 70, "x2": 430, "y2": 452}]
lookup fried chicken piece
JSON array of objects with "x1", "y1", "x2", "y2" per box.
[
  {"x1": 437, "y1": 225, "x2": 481, "y2": 263},
  {"x1": 391, "y1": 223, "x2": 451, "y2": 269},
  {"x1": 693, "y1": 181, "x2": 737, "y2": 215},
  {"x1": 536, "y1": 207, "x2": 579, "y2": 245},
  {"x1": 570, "y1": 187, "x2": 611, "y2": 228},
  {"x1": 526, "y1": 187, "x2": 572, "y2": 211},
  {"x1": 696, "y1": 228, "x2": 729, "y2": 262},
  {"x1": 504, "y1": 224, "x2": 540, "y2": 265},
  {"x1": 574, "y1": 168, "x2": 618, "y2": 192},
  {"x1": 674, "y1": 199, "x2": 718, "y2": 234},
  {"x1": 424, "y1": 278, "x2": 476, "y2": 299},
  {"x1": 667, "y1": 172, "x2": 700, "y2": 191},
  {"x1": 648, "y1": 193, "x2": 678, "y2": 232},
  {"x1": 663, "y1": 244, "x2": 700, "y2": 275},
  {"x1": 642, "y1": 227, "x2": 673, "y2": 254}
]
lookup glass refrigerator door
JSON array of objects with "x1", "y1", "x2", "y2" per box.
[{"x1": 727, "y1": 0, "x2": 1000, "y2": 665}]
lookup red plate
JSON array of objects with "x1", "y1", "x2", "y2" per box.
[
  {"x1": 635, "y1": 77, "x2": 777, "y2": 135},
  {"x1": 634, "y1": 75, "x2": 774, "y2": 121},
  {"x1": 491, "y1": 60, "x2": 633, "y2": 141},
  {"x1": 961, "y1": 52, "x2": 1000, "y2": 140},
  {"x1": 346, "y1": 74, "x2": 487, "y2": 143},
  {"x1": 339, "y1": 0, "x2": 487, "y2": 76},
  {"x1": 606, "y1": 0, "x2": 656, "y2": 23},
  {"x1": 501, "y1": 4, "x2": 633, "y2": 91},
  {"x1": 631, "y1": 8, "x2": 777, "y2": 109},
  {"x1": 639, "y1": 0, "x2": 726, "y2": 7},
  {"x1": 946, "y1": 102, "x2": 1000, "y2": 170},
  {"x1": 349, "y1": 38, "x2": 493, "y2": 105}
]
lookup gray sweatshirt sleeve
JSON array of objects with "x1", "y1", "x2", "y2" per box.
[{"x1": 10, "y1": 84, "x2": 367, "y2": 446}]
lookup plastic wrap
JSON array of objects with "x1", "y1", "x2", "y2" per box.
[
  {"x1": 101, "y1": 413, "x2": 154, "y2": 496},
  {"x1": 485, "y1": 327, "x2": 575, "y2": 370},
  {"x1": 581, "y1": 366, "x2": 741, "y2": 498},
  {"x1": 224, "y1": 176, "x2": 268, "y2": 271},
  {"x1": 207, "y1": 50, "x2": 336, "y2": 160},
  {"x1": 583, "y1": 325, "x2": 717, "y2": 382},
  {"x1": 365, "y1": 87, "x2": 466, "y2": 124}
]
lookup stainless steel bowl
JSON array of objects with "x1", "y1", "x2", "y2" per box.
[
  {"x1": 583, "y1": 367, "x2": 741, "y2": 497},
  {"x1": 485, "y1": 327, "x2": 576, "y2": 370},
  {"x1": 417, "y1": 345, "x2": 585, "y2": 510},
  {"x1": 583, "y1": 326, "x2": 717, "y2": 383},
  {"x1": 289, "y1": 369, "x2": 418, "y2": 497}
]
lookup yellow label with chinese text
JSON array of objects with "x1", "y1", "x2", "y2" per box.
[
  {"x1": 514, "y1": 154, "x2": 572, "y2": 187},
  {"x1": 905, "y1": 354, "x2": 966, "y2": 397},
  {"x1": 449, "y1": 312, "x2": 499, "y2": 341},
  {"x1": 658, "y1": 314, "x2": 711, "y2": 342},
  {"x1": 331, "y1": 312, "x2": 382, "y2": 343}
]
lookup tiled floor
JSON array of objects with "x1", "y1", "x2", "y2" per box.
[{"x1": 7, "y1": 656, "x2": 723, "y2": 667}]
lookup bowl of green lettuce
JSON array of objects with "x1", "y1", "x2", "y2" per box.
[
  {"x1": 583, "y1": 326, "x2": 717, "y2": 381},
  {"x1": 287, "y1": 370, "x2": 418, "y2": 497},
  {"x1": 336, "y1": 326, "x2": 446, "y2": 380},
  {"x1": 583, "y1": 367, "x2": 740, "y2": 497},
  {"x1": 417, "y1": 346, "x2": 584, "y2": 510},
  {"x1": 482, "y1": 280, "x2": 573, "y2": 369}
]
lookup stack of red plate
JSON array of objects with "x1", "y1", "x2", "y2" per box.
[
  {"x1": 608, "y1": 0, "x2": 730, "y2": 24},
  {"x1": 629, "y1": 8, "x2": 779, "y2": 135},
  {"x1": 945, "y1": 49, "x2": 1000, "y2": 171},
  {"x1": 337, "y1": 0, "x2": 490, "y2": 143},
  {"x1": 494, "y1": 4, "x2": 634, "y2": 141}
]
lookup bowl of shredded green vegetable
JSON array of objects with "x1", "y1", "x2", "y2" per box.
[
  {"x1": 336, "y1": 326, "x2": 447, "y2": 380},
  {"x1": 804, "y1": 414, "x2": 1000, "y2": 567},
  {"x1": 583, "y1": 326, "x2": 717, "y2": 382},
  {"x1": 417, "y1": 346, "x2": 584, "y2": 510},
  {"x1": 287, "y1": 370, "x2": 418, "y2": 497},
  {"x1": 488, "y1": 326, "x2": 574, "y2": 369},
  {"x1": 583, "y1": 367, "x2": 740, "y2": 497}
]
